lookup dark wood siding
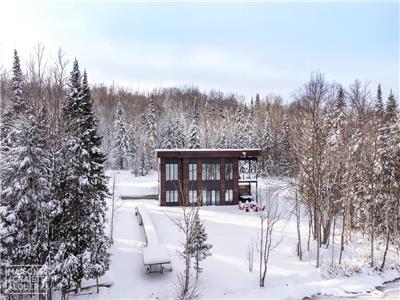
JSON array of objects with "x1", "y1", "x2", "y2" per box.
[{"x1": 157, "y1": 150, "x2": 260, "y2": 206}]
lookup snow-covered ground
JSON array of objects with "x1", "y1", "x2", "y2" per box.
[{"x1": 79, "y1": 171, "x2": 399, "y2": 300}]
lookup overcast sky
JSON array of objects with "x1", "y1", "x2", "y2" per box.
[{"x1": 0, "y1": 1, "x2": 398, "y2": 102}]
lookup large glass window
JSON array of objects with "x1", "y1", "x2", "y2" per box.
[
  {"x1": 189, "y1": 190, "x2": 198, "y2": 204},
  {"x1": 202, "y1": 189, "x2": 220, "y2": 205},
  {"x1": 202, "y1": 163, "x2": 220, "y2": 180},
  {"x1": 189, "y1": 163, "x2": 197, "y2": 181},
  {"x1": 226, "y1": 162, "x2": 233, "y2": 180},
  {"x1": 166, "y1": 190, "x2": 178, "y2": 203},
  {"x1": 225, "y1": 189, "x2": 233, "y2": 203},
  {"x1": 166, "y1": 163, "x2": 178, "y2": 181}
]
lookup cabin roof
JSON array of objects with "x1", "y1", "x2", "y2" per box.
[{"x1": 156, "y1": 148, "x2": 261, "y2": 159}]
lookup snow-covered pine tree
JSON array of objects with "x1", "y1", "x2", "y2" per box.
[
  {"x1": 0, "y1": 51, "x2": 52, "y2": 293},
  {"x1": 260, "y1": 114, "x2": 273, "y2": 176},
  {"x1": 379, "y1": 91, "x2": 398, "y2": 269},
  {"x1": 111, "y1": 101, "x2": 131, "y2": 169},
  {"x1": 145, "y1": 96, "x2": 158, "y2": 149},
  {"x1": 187, "y1": 100, "x2": 201, "y2": 149},
  {"x1": 161, "y1": 114, "x2": 185, "y2": 149},
  {"x1": 368, "y1": 84, "x2": 391, "y2": 266},
  {"x1": 187, "y1": 118, "x2": 201, "y2": 149},
  {"x1": 233, "y1": 104, "x2": 245, "y2": 148},
  {"x1": 0, "y1": 50, "x2": 27, "y2": 154},
  {"x1": 216, "y1": 107, "x2": 227, "y2": 149},
  {"x1": 279, "y1": 114, "x2": 293, "y2": 177},
  {"x1": 373, "y1": 87, "x2": 391, "y2": 230},
  {"x1": 390, "y1": 106, "x2": 400, "y2": 255},
  {"x1": 80, "y1": 71, "x2": 111, "y2": 285},
  {"x1": 48, "y1": 60, "x2": 110, "y2": 295},
  {"x1": 188, "y1": 212, "x2": 212, "y2": 279},
  {"x1": 244, "y1": 110, "x2": 257, "y2": 148},
  {"x1": 49, "y1": 59, "x2": 85, "y2": 294}
]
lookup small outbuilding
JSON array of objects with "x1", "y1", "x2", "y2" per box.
[{"x1": 156, "y1": 149, "x2": 261, "y2": 206}]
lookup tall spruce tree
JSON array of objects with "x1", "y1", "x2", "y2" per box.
[
  {"x1": 0, "y1": 51, "x2": 52, "y2": 293},
  {"x1": 111, "y1": 101, "x2": 131, "y2": 169},
  {"x1": 48, "y1": 60, "x2": 110, "y2": 295},
  {"x1": 80, "y1": 71, "x2": 110, "y2": 283}
]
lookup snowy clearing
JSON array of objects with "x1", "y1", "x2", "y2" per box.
[{"x1": 79, "y1": 171, "x2": 399, "y2": 300}]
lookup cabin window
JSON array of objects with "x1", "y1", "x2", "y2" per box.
[
  {"x1": 166, "y1": 190, "x2": 178, "y2": 203},
  {"x1": 226, "y1": 162, "x2": 233, "y2": 180},
  {"x1": 189, "y1": 163, "x2": 197, "y2": 181},
  {"x1": 189, "y1": 190, "x2": 198, "y2": 204},
  {"x1": 202, "y1": 189, "x2": 220, "y2": 205},
  {"x1": 166, "y1": 163, "x2": 178, "y2": 181},
  {"x1": 202, "y1": 163, "x2": 220, "y2": 180},
  {"x1": 225, "y1": 189, "x2": 233, "y2": 203}
]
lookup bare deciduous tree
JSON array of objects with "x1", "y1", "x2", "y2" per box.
[{"x1": 258, "y1": 186, "x2": 282, "y2": 287}]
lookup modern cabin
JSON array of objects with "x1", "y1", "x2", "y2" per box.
[{"x1": 156, "y1": 149, "x2": 261, "y2": 206}]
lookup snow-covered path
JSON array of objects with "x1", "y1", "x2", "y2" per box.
[{"x1": 79, "y1": 171, "x2": 399, "y2": 300}]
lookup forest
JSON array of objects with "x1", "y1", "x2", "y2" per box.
[{"x1": 0, "y1": 47, "x2": 399, "y2": 297}]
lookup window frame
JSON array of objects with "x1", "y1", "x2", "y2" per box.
[
  {"x1": 189, "y1": 189, "x2": 198, "y2": 204},
  {"x1": 202, "y1": 189, "x2": 220, "y2": 205},
  {"x1": 166, "y1": 190, "x2": 178, "y2": 203},
  {"x1": 202, "y1": 163, "x2": 221, "y2": 180},
  {"x1": 225, "y1": 189, "x2": 233, "y2": 203},
  {"x1": 225, "y1": 162, "x2": 233, "y2": 180},
  {"x1": 189, "y1": 163, "x2": 197, "y2": 181},
  {"x1": 166, "y1": 163, "x2": 178, "y2": 181}
]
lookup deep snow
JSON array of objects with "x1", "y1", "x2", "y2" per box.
[{"x1": 77, "y1": 171, "x2": 399, "y2": 300}]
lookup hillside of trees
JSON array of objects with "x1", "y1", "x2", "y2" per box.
[{"x1": 1, "y1": 47, "x2": 399, "y2": 280}]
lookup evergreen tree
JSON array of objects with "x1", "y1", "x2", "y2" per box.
[
  {"x1": 161, "y1": 115, "x2": 185, "y2": 149},
  {"x1": 0, "y1": 51, "x2": 52, "y2": 293},
  {"x1": 215, "y1": 104, "x2": 227, "y2": 148},
  {"x1": 49, "y1": 59, "x2": 85, "y2": 293},
  {"x1": 188, "y1": 212, "x2": 212, "y2": 279},
  {"x1": 280, "y1": 114, "x2": 293, "y2": 177},
  {"x1": 260, "y1": 114, "x2": 273, "y2": 175},
  {"x1": 372, "y1": 85, "x2": 392, "y2": 238},
  {"x1": 145, "y1": 96, "x2": 157, "y2": 149},
  {"x1": 111, "y1": 101, "x2": 131, "y2": 169},
  {"x1": 187, "y1": 118, "x2": 201, "y2": 149},
  {"x1": 187, "y1": 100, "x2": 201, "y2": 149},
  {"x1": 48, "y1": 60, "x2": 110, "y2": 294},
  {"x1": 1, "y1": 50, "x2": 26, "y2": 153},
  {"x1": 80, "y1": 71, "x2": 111, "y2": 283},
  {"x1": 233, "y1": 104, "x2": 245, "y2": 148},
  {"x1": 244, "y1": 110, "x2": 257, "y2": 148}
]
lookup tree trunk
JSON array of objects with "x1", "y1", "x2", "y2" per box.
[
  {"x1": 339, "y1": 207, "x2": 346, "y2": 264},
  {"x1": 380, "y1": 219, "x2": 390, "y2": 270},
  {"x1": 296, "y1": 191, "x2": 302, "y2": 260},
  {"x1": 322, "y1": 221, "x2": 331, "y2": 245},
  {"x1": 259, "y1": 217, "x2": 264, "y2": 287},
  {"x1": 370, "y1": 211, "x2": 375, "y2": 268},
  {"x1": 331, "y1": 216, "x2": 336, "y2": 268},
  {"x1": 307, "y1": 213, "x2": 312, "y2": 251},
  {"x1": 196, "y1": 250, "x2": 200, "y2": 279},
  {"x1": 316, "y1": 211, "x2": 320, "y2": 268}
]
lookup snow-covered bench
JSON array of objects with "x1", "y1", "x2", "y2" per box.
[{"x1": 135, "y1": 205, "x2": 171, "y2": 274}]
